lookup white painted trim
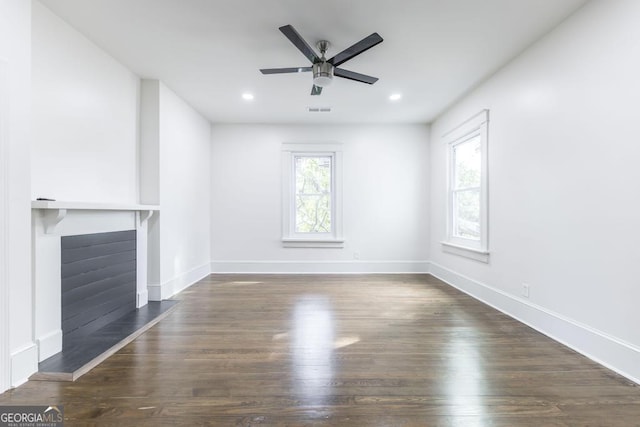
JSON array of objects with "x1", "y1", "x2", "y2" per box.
[
  {"x1": 210, "y1": 260, "x2": 430, "y2": 274},
  {"x1": 282, "y1": 238, "x2": 345, "y2": 248},
  {"x1": 444, "y1": 110, "x2": 490, "y2": 255},
  {"x1": 441, "y1": 241, "x2": 489, "y2": 263},
  {"x1": 137, "y1": 289, "x2": 149, "y2": 308},
  {"x1": 428, "y1": 262, "x2": 640, "y2": 385},
  {"x1": 36, "y1": 329, "x2": 62, "y2": 362},
  {"x1": 41, "y1": 208, "x2": 66, "y2": 234},
  {"x1": 10, "y1": 344, "x2": 38, "y2": 388},
  {"x1": 282, "y1": 142, "x2": 343, "y2": 152},
  {"x1": 0, "y1": 59, "x2": 10, "y2": 392},
  {"x1": 442, "y1": 109, "x2": 489, "y2": 141},
  {"x1": 148, "y1": 262, "x2": 211, "y2": 301},
  {"x1": 147, "y1": 283, "x2": 162, "y2": 302},
  {"x1": 281, "y1": 144, "x2": 344, "y2": 246},
  {"x1": 32, "y1": 202, "x2": 159, "y2": 235},
  {"x1": 31, "y1": 200, "x2": 160, "y2": 211},
  {"x1": 135, "y1": 212, "x2": 149, "y2": 308}
]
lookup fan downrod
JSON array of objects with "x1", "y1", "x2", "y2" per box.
[{"x1": 316, "y1": 40, "x2": 330, "y2": 58}]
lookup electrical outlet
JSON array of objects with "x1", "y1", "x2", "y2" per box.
[
  {"x1": 522, "y1": 283, "x2": 530, "y2": 298},
  {"x1": 353, "y1": 251, "x2": 360, "y2": 260}
]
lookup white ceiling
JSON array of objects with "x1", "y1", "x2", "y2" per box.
[{"x1": 39, "y1": 0, "x2": 588, "y2": 124}]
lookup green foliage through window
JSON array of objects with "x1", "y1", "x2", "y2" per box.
[
  {"x1": 294, "y1": 156, "x2": 332, "y2": 233},
  {"x1": 452, "y1": 136, "x2": 481, "y2": 240}
]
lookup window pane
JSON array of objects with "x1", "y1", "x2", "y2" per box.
[
  {"x1": 454, "y1": 136, "x2": 481, "y2": 189},
  {"x1": 453, "y1": 189, "x2": 480, "y2": 240},
  {"x1": 295, "y1": 156, "x2": 331, "y2": 195},
  {"x1": 294, "y1": 156, "x2": 332, "y2": 233},
  {"x1": 295, "y1": 195, "x2": 331, "y2": 233}
]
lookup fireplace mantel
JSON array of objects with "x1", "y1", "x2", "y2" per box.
[
  {"x1": 32, "y1": 201, "x2": 159, "y2": 234},
  {"x1": 32, "y1": 200, "x2": 160, "y2": 210}
]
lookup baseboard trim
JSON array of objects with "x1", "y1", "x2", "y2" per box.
[
  {"x1": 137, "y1": 289, "x2": 149, "y2": 308},
  {"x1": 36, "y1": 329, "x2": 62, "y2": 362},
  {"x1": 10, "y1": 343, "x2": 38, "y2": 388},
  {"x1": 210, "y1": 260, "x2": 430, "y2": 274},
  {"x1": 147, "y1": 283, "x2": 161, "y2": 301},
  {"x1": 149, "y1": 262, "x2": 211, "y2": 300},
  {"x1": 428, "y1": 262, "x2": 640, "y2": 385}
]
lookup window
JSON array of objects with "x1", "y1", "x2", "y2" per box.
[
  {"x1": 442, "y1": 110, "x2": 489, "y2": 262},
  {"x1": 282, "y1": 143, "x2": 343, "y2": 248},
  {"x1": 452, "y1": 134, "x2": 481, "y2": 240},
  {"x1": 294, "y1": 155, "x2": 332, "y2": 233}
]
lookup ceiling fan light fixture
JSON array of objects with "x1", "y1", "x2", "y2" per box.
[{"x1": 312, "y1": 62, "x2": 333, "y2": 87}]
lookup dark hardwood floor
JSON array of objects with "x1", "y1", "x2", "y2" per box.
[{"x1": 1, "y1": 274, "x2": 640, "y2": 426}]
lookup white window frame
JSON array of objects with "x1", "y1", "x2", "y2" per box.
[
  {"x1": 282, "y1": 142, "x2": 344, "y2": 248},
  {"x1": 442, "y1": 110, "x2": 489, "y2": 263}
]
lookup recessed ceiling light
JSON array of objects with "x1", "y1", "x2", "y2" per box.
[
  {"x1": 242, "y1": 93, "x2": 254, "y2": 101},
  {"x1": 389, "y1": 93, "x2": 402, "y2": 101}
]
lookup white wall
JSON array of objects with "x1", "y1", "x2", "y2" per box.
[
  {"x1": 210, "y1": 124, "x2": 430, "y2": 273},
  {"x1": 142, "y1": 81, "x2": 212, "y2": 299},
  {"x1": 429, "y1": 0, "x2": 640, "y2": 382},
  {"x1": 31, "y1": 2, "x2": 139, "y2": 204},
  {"x1": 0, "y1": 0, "x2": 34, "y2": 391},
  {"x1": 158, "y1": 83, "x2": 211, "y2": 294}
]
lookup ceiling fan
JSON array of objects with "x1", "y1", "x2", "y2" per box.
[{"x1": 260, "y1": 25, "x2": 383, "y2": 95}]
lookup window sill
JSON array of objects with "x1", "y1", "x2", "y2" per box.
[
  {"x1": 441, "y1": 241, "x2": 490, "y2": 263},
  {"x1": 282, "y1": 238, "x2": 345, "y2": 248}
]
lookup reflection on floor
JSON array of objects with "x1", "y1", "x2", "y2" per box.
[{"x1": 34, "y1": 300, "x2": 178, "y2": 381}]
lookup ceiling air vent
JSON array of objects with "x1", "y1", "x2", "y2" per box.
[{"x1": 308, "y1": 107, "x2": 332, "y2": 113}]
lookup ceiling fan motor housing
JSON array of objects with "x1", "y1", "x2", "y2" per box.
[{"x1": 313, "y1": 61, "x2": 333, "y2": 87}]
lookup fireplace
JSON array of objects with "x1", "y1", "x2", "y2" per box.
[
  {"x1": 61, "y1": 230, "x2": 137, "y2": 347},
  {"x1": 31, "y1": 201, "x2": 158, "y2": 362}
]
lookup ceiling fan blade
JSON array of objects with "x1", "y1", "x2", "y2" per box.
[
  {"x1": 328, "y1": 33, "x2": 383, "y2": 67},
  {"x1": 334, "y1": 68, "x2": 379, "y2": 84},
  {"x1": 311, "y1": 85, "x2": 323, "y2": 96},
  {"x1": 279, "y1": 25, "x2": 320, "y2": 64},
  {"x1": 260, "y1": 67, "x2": 312, "y2": 74}
]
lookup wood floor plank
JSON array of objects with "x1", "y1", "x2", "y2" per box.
[{"x1": 1, "y1": 274, "x2": 640, "y2": 425}]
